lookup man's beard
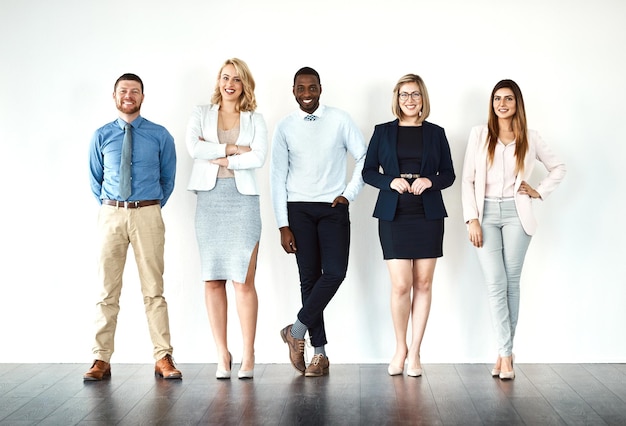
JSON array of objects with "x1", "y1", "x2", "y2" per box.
[{"x1": 117, "y1": 101, "x2": 141, "y2": 115}]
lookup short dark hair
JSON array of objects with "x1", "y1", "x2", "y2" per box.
[
  {"x1": 114, "y1": 73, "x2": 144, "y2": 93},
  {"x1": 293, "y1": 67, "x2": 320, "y2": 85}
]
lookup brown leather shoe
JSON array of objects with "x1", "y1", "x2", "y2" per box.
[
  {"x1": 155, "y1": 354, "x2": 182, "y2": 379},
  {"x1": 83, "y1": 360, "x2": 111, "y2": 381},
  {"x1": 305, "y1": 354, "x2": 329, "y2": 377},
  {"x1": 280, "y1": 324, "x2": 306, "y2": 373}
]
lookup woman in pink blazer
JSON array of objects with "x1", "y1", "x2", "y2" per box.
[{"x1": 462, "y1": 79, "x2": 565, "y2": 380}]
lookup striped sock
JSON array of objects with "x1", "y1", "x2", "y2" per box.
[
  {"x1": 290, "y1": 319, "x2": 307, "y2": 339},
  {"x1": 314, "y1": 346, "x2": 326, "y2": 357}
]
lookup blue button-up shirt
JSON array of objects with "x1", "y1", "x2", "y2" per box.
[{"x1": 89, "y1": 116, "x2": 176, "y2": 206}]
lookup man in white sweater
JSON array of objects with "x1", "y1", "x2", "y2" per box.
[{"x1": 271, "y1": 67, "x2": 367, "y2": 377}]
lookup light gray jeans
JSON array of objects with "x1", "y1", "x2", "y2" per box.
[{"x1": 475, "y1": 199, "x2": 532, "y2": 357}]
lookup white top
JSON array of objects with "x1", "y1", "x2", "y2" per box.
[
  {"x1": 485, "y1": 140, "x2": 517, "y2": 198},
  {"x1": 270, "y1": 105, "x2": 367, "y2": 228}
]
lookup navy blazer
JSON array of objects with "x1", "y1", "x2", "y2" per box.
[{"x1": 362, "y1": 120, "x2": 455, "y2": 221}]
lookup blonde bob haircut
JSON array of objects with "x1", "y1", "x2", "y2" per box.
[
  {"x1": 391, "y1": 74, "x2": 430, "y2": 124},
  {"x1": 211, "y1": 58, "x2": 257, "y2": 112}
]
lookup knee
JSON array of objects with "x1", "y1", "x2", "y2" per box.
[
  {"x1": 205, "y1": 280, "x2": 226, "y2": 292},
  {"x1": 391, "y1": 281, "x2": 412, "y2": 297},
  {"x1": 234, "y1": 281, "x2": 256, "y2": 296},
  {"x1": 322, "y1": 270, "x2": 346, "y2": 287},
  {"x1": 414, "y1": 278, "x2": 432, "y2": 293},
  {"x1": 143, "y1": 294, "x2": 166, "y2": 306}
]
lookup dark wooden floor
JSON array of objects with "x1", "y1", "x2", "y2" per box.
[{"x1": 1, "y1": 363, "x2": 625, "y2": 425}]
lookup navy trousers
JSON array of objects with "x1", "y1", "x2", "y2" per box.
[{"x1": 287, "y1": 202, "x2": 351, "y2": 347}]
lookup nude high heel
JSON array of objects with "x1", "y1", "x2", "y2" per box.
[
  {"x1": 407, "y1": 354, "x2": 422, "y2": 377},
  {"x1": 387, "y1": 363, "x2": 404, "y2": 376},
  {"x1": 491, "y1": 355, "x2": 501, "y2": 377},
  {"x1": 499, "y1": 354, "x2": 515, "y2": 380}
]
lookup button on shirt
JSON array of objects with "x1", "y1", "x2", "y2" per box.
[
  {"x1": 89, "y1": 116, "x2": 177, "y2": 206},
  {"x1": 485, "y1": 140, "x2": 516, "y2": 198}
]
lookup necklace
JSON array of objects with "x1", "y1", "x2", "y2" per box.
[{"x1": 219, "y1": 110, "x2": 240, "y2": 131}]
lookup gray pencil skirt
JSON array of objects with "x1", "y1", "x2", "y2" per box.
[{"x1": 194, "y1": 178, "x2": 261, "y2": 283}]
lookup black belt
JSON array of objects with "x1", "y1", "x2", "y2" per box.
[
  {"x1": 400, "y1": 173, "x2": 420, "y2": 179},
  {"x1": 102, "y1": 199, "x2": 159, "y2": 209}
]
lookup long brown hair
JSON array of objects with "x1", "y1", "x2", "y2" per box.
[
  {"x1": 487, "y1": 79, "x2": 528, "y2": 174},
  {"x1": 211, "y1": 58, "x2": 257, "y2": 112}
]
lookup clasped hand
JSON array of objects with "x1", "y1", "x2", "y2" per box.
[{"x1": 390, "y1": 177, "x2": 432, "y2": 195}]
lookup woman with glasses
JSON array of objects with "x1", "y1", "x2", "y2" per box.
[
  {"x1": 363, "y1": 74, "x2": 455, "y2": 377},
  {"x1": 462, "y1": 79, "x2": 565, "y2": 380}
]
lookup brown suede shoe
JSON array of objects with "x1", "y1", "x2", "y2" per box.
[
  {"x1": 83, "y1": 360, "x2": 111, "y2": 381},
  {"x1": 305, "y1": 354, "x2": 329, "y2": 377},
  {"x1": 155, "y1": 354, "x2": 182, "y2": 379},
  {"x1": 280, "y1": 324, "x2": 306, "y2": 373}
]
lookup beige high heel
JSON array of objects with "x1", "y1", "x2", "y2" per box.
[
  {"x1": 491, "y1": 355, "x2": 501, "y2": 377},
  {"x1": 387, "y1": 363, "x2": 404, "y2": 376},
  {"x1": 407, "y1": 354, "x2": 422, "y2": 377},
  {"x1": 498, "y1": 354, "x2": 515, "y2": 380},
  {"x1": 407, "y1": 367, "x2": 423, "y2": 377},
  {"x1": 387, "y1": 352, "x2": 406, "y2": 376}
]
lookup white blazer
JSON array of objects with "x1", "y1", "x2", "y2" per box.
[
  {"x1": 186, "y1": 104, "x2": 267, "y2": 195},
  {"x1": 462, "y1": 124, "x2": 566, "y2": 235}
]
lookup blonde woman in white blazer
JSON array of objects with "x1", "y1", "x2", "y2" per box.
[
  {"x1": 462, "y1": 79, "x2": 565, "y2": 380},
  {"x1": 187, "y1": 58, "x2": 267, "y2": 380}
]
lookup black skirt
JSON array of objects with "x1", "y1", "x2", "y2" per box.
[{"x1": 378, "y1": 214, "x2": 443, "y2": 260}]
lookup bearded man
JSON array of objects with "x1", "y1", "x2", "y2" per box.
[{"x1": 85, "y1": 73, "x2": 181, "y2": 381}]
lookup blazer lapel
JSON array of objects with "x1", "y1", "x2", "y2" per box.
[
  {"x1": 208, "y1": 106, "x2": 220, "y2": 143},
  {"x1": 387, "y1": 122, "x2": 400, "y2": 175},
  {"x1": 420, "y1": 122, "x2": 431, "y2": 174}
]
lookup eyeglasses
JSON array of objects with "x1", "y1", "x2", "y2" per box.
[{"x1": 398, "y1": 91, "x2": 422, "y2": 101}]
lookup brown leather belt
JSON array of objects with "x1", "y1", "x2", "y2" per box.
[{"x1": 102, "y1": 199, "x2": 159, "y2": 209}]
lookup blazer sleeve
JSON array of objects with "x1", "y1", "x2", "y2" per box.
[
  {"x1": 530, "y1": 130, "x2": 566, "y2": 200},
  {"x1": 362, "y1": 125, "x2": 396, "y2": 191},
  {"x1": 186, "y1": 105, "x2": 227, "y2": 160},
  {"x1": 424, "y1": 125, "x2": 455, "y2": 191},
  {"x1": 461, "y1": 125, "x2": 483, "y2": 223},
  {"x1": 227, "y1": 112, "x2": 268, "y2": 171}
]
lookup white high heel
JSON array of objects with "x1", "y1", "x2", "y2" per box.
[
  {"x1": 216, "y1": 352, "x2": 232, "y2": 379},
  {"x1": 237, "y1": 368, "x2": 254, "y2": 379},
  {"x1": 238, "y1": 356, "x2": 255, "y2": 379}
]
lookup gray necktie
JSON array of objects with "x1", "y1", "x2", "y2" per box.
[
  {"x1": 119, "y1": 123, "x2": 132, "y2": 200},
  {"x1": 304, "y1": 114, "x2": 317, "y2": 121}
]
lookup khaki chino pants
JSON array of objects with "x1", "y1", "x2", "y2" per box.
[{"x1": 92, "y1": 204, "x2": 173, "y2": 362}]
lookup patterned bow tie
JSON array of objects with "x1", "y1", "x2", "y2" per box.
[{"x1": 304, "y1": 114, "x2": 317, "y2": 121}]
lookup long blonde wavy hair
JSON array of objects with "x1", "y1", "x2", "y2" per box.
[{"x1": 211, "y1": 58, "x2": 257, "y2": 112}]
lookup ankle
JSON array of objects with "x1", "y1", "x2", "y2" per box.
[{"x1": 407, "y1": 353, "x2": 421, "y2": 369}]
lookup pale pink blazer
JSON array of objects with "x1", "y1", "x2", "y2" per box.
[{"x1": 462, "y1": 124, "x2": 566, "y2": 235}]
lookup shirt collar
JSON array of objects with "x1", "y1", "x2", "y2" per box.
[
  {"x1": 117, "y1": 115, "x2": 143, "y2": 130},
  {"x1": 298, "y1": 104, "x2": 325, "y2": 120}
]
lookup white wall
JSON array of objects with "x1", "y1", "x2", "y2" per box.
[{"x1": 1, "y1": 0, "x2": 624, "y2": 364}]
